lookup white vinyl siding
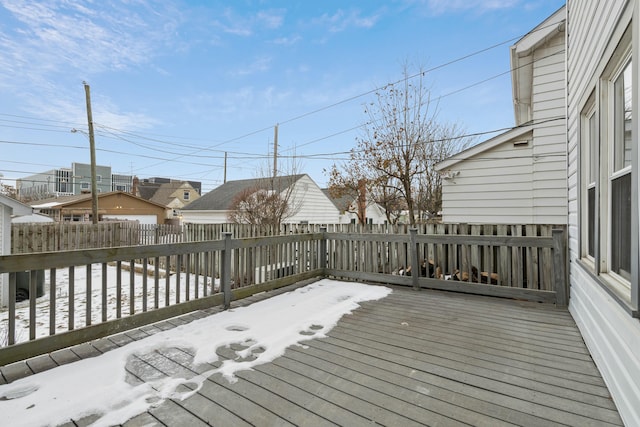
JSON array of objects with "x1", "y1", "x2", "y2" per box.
[
  {"x1": 531, "y1": 30, "x2": 567, "y2": 225},
  {"x1": 440, "y1": 137, "x2": 535, "y2": 224},
  {"x1": 286, "y1": 175, "x2": 340, "y2": 224},
  {"x1": 439, "y1": 22, "x2": 566, "y2": 225},
  {"x1": 182, "y1": 175, "x2": 340, "y2": 225},
  {"x1": 181, "y1": 210, "x2": 230, "y2": 224},
  {"x1": 566, "y1": 1, "x2": 640, "y2": 426}
]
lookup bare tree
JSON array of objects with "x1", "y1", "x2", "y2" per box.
[
  {"x1": 370, "y1": 175, "x2": 405, "y2": 224},
  {"x1": 0, "y1": 182, "x2": 17, "y2": 199},
  {"x1": 415, "y1": 121, "x2": 469, "y2": 220},
  {"x1": 326, "y1": 161, "x2": 373, "y2": 225},
  {"x1": 330, "y1": 64, "x2": 470, "y2": 225},
  {"x1": 227, "y1": 182, "x2": 292, "y2": 227}
]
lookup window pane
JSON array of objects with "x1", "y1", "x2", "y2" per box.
[
  {"x1": 588, "y1": 112, "x2": 597, "y2": 183},
  {"x1": 611, "y1": 172, "x2": 631, "y2": 280},
  {"x1": 588, "y1": 187, "x2": 595, "y2": 257},
  {"x1": 614, "y1": 61, "x2": 632, "y2": 172}
]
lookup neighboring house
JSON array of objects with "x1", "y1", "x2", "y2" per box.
[
  {"x1": 148, "y1": 182, "x2": 201, "y2": 220},
  {"x1": 435, "y1": 6, "x2": 567, "y2": 225},
  {"x1": 31, "y1": 191, "x2": 168, "y2": 224},
  {"x1": 566, "y1": 1, "x2": 639, "y2": 425},
  {"x1": 16, "y1": 163, "x2": 134, "y2": 201},
  {"x1": 134, "y1": 177, "x2": 202, "y2": 221},
  {"x1": 321, "y1": 189, "x2": 388, "y2": 225},
  {"x1": 0, "y1": 195, "x2": 32, "y2": 307},
  {"x1": 182, "y1": 174, "x2": 340, "y2": 224}
]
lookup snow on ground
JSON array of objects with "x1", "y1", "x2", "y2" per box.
[
  {"x1": 0, "y1": 279, "x2": 391, "y2": 427},
  {"x1": 1, "y1": 264, "x2": 219, "y2": 343}
]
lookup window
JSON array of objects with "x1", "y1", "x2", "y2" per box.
[
  {"x1": 96, "y1": 175, "x2": 102, "y2": 183},
  {"x1": 183, "y1": 191, "x2": 190, "y2": 201},
  {"x1": 580, "y1": 23, "x2": 634, "y2": 298},
  {"x1": 115, "y1": 185, "x2": 126, "y2": 191},
  {"x1": 81, "y1": 182, "x2": 89, "y2": 190},
  {"x1": 581, "y1": 97, "x2": 597, "y2": 260},
  {"x1": 609, "y1": 60, "x2": 632, "y2": 281}
]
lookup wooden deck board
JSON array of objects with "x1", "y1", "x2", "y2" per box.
[
  {"x1": 290, "y1": 340, "x2": 561, "y2": 427},
  {"x1": 268, "y1": 350, "x2": 505, "y2": 427},
  {"x1": 1, "y1": 284, "x2": 624, "y2": 426},
  {"x1": 334, "y1": 321, "x2": 612, "y2": 404}
]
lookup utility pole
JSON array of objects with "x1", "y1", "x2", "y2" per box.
[
  {"x1": 273, "y1": 124, "x2": 278, "y2": 178},
  {"x1": 224, "y1": 152, "x2": 227, "y2": 183},
  {"x1": 83, "y1": 82, "x2": 99, "y2": 224}
]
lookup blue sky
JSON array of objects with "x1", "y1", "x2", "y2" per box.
[{"x1": 0, "y1": 0, "x2": 565, "y2": 193}]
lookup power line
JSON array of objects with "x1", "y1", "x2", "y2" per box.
[
  {"x1": 0, "y1": 19, "x2": 563, "y2": 151},
  {"x1": 0, "y1": 116, "x2": 566, "y2": 173}
]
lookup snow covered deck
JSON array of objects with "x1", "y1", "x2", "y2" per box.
[{"x1": 0, "y1": 281, "x2": 622, "y2": 426}]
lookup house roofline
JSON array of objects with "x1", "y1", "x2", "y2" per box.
[
  {"x1": 32, "y1": 191, "x2": 168, "y2": 210},
  {"x1": 0, "y1": 194, "x2": 32, "y2": 216},
  {"x1": 435, "y1": 124, "x2": 533, "y2": 171},
  {"x1": 511, "y1": 6, "x2": 566, "y2": 125}
]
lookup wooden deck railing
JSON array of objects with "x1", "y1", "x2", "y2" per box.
[{"x1": 0, "y1": 227, "x2": 567, "y2": 365}]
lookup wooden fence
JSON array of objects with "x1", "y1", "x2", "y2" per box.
[
  {"x1": 12, "y1": 222, "x2": 562, "y2": 252},
  {"x1": 0, "y1": 226, "x2": 567, "y2": 365},
  {"x1": 10, "y1": 222, "x2": 183, "y2": 253}
]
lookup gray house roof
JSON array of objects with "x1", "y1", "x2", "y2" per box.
[
  {"x1": 183, "y1": 175, "x2": 306, "y2": 211},
  {"x1": 321, "y1": 189, "x2": 354, "y2": 213}
]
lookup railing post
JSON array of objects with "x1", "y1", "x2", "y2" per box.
[
  {"x1": 552, "y1": 228, "x2": 568, "y2": 307},
  {"x1": 8, "y1": 272, "x2": 16, "y2": 345},
  {"x1": 409, "y1": 228, "x2": 420, "y2": 290},
  {"x1": 319, "y1": 227, "x2": 327, "y2": 274},
  {"x1": 222, "y1": 232, "x2": 233, "y2": 309}
]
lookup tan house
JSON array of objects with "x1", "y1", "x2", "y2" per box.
[
  {"x1": 32, "y1": 191, "x2": 168, "y2": 224},
  {"x1": 148, "y1": 182, "x2": 200, "y2": 219}
]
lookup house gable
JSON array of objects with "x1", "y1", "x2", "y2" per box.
[
  {"x1": 511, "y1": 6, "x2": 566, "y2": 126},
  {"x1": 32, "y1": 192, "x2": 168, "y2": 224},
  {"x1": 436, "y1": 6, "x2": 567, "y2": 225},
  {"x1": 182, "y1": 174, "x2": 339, "y2": 224}
]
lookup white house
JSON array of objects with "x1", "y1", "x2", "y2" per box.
[
  {"x1": 0, "y1": 194, "x2": 32, "y2": 307},
  {"x1": 436, "y1": 6, "x2": 567, "y2": 225},
  {"x1": 321, "y1": 189, "x2": 388, "y2": 225},
  {"x1": 182, "y1": 174, "x2": 340, "y2": 224},
  {"x1": 566, "y1": 1, "x2": 639, "y2": 425}
]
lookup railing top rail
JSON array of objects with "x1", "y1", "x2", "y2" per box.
[
  {"x1": 233, "y1": 232, "x2": 323, "y2": 249},
  {"x1": 325, "y1": 231, "x2": 556, "y2": 248},
  {"x1": 0, "y1": 239, "x2": 226, "y2": 273},
  {"x1": 324, "y1": 231, "x2": 408, "y2": 243}
]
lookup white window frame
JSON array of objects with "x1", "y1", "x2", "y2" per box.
[
  {"x1": 605, "y1": 59, "x2": 632, "y2": 287},
  {"x1": 580, "y1": 95, "x2": 597, "y2": 267},
  {"x1": 579, "y1": 18, "x2": 637, "y2": 311},
  {"x1": 599, "y1": 49, "x2": 633, "y2": 293}
]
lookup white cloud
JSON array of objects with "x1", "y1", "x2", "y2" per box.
[
  {"x1": 312, "y1": 9, "x2": 381, "y2": 33},
  {"x1": 425, "y1": 0, "x2": 520, "y2": 14},
  {"x1": 256, "y1": 10, "x2": 285, "y2": 29},
  {"x1": 270, "y1": 35, "x2": 302, "y2": 46},
  {"x1": 0, "y1": 0, "x2": 181, "y2": 74},
  {"x1": 213, "y1": 7, "x2": 285, "y2": 37},
  {"x1": 230, "y1": 55, "x2": 273, "y2": 77},
  {"x1": 0, "y1": 0, "x2": 181, "y2": 128}
]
